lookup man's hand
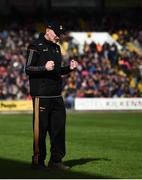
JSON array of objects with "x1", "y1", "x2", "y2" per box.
[
  {"x1": 45, "y1": 61, "x2": 55, "y2": 71},
  {"x1": 70, "y1": 60, "x2": 78, "y2": 70}
]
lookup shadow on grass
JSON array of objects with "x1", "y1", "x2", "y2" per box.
[
  {"x1": 0, "y1": 157, "x2": 113, "y2": 179},
  {"x1": 65, "y1": 157, "x2": 111, "y2": 167}
]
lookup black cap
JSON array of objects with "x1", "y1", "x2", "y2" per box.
[{"x1": 46, "y1": 22, "x2": 65, "y2": 37}]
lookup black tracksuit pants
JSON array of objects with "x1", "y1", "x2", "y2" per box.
[{"x1": 32, "y1": 96, "x2": 66, "y2": 165}]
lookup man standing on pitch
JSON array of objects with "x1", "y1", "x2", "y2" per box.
[{"x1": 25, "y1": 22, "x2": 78, "y2": 170}]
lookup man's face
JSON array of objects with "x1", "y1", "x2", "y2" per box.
[{"x1": 45, "y1": 28, "x2": 59, "y2": 43}]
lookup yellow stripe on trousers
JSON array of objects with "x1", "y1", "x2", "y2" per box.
[{"x1": 34, "y1": 97, "x2": 39, "y2": 164}]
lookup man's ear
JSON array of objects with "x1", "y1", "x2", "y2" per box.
[{"x1": 46, "y1": 28, "x2": 50, "y2": 33}]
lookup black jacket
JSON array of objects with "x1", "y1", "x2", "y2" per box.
[{"x1": 25, "y1": 33, "x2": 72, "y2": 97}]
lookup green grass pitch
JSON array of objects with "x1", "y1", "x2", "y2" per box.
[{"x1": 0, "y1": 112, "x2": 142, "y2": 178}]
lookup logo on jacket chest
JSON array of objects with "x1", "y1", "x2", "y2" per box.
[
  {"x1": 42, "y1": 47, "x2": 59, "y2": 54},
  {"x1": 43, "y1": 48, "x2": 48, "y2": 52}
]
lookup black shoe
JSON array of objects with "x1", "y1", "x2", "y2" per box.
[
  {"x1": 31, "y1": 163, "x2": 46, "y2": 170},
  {"x1": 47, "y1": 161, "x2": 70, "y2": 170}
]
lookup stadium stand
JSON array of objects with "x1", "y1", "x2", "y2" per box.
[{"x1": 0, "y1": 15, "x2": 142, "y2": 108}]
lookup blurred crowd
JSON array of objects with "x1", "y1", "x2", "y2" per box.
[
  {"x1": 62, "y1": 40, "x2": 142, "y2": 108},
  {"x1": 0, "y1": 29, "x2": 32, "y2": 100},
  {"x1": 0, "y1": 16, "x2": 142, "y2": 108}
]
